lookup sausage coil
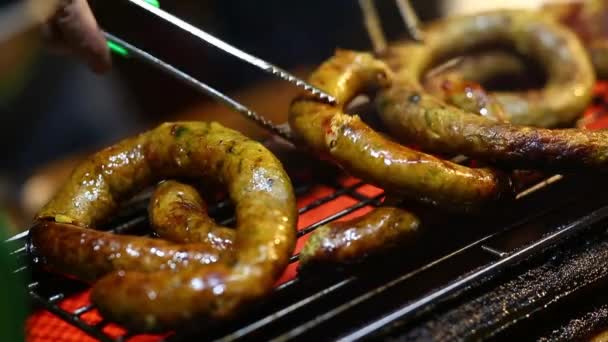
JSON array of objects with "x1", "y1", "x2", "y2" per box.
[
  {"x1": 31, "y1": 121, "x2": 297, "y2": 332},
  {"x1": 382, "y1": 10, "x2": 595, "y2": 128}
]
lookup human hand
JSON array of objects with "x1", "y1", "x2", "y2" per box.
[{"x1": 41, "y1": 0, "x2": 111, "y2": 73}]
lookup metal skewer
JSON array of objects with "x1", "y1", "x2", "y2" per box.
[
  {"x1": 126, "y1": 0, "x2": 336, "y2": 105},
  {"x1": 395, "y1": 0, "x2": 425, "y2": 42},
  {"x1": 358, "y1": 0, "x2": 388, "y2": 53},
  {"x1": 103, "y1": 32, "x2": 293, "y2": 141},
  {"x1": 358, "y1": 0, "x2": 425, "y2": 50}
]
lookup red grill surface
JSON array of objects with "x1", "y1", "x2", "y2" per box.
[
  {"x1": 26, "y1": 178, "x2": 383, "y2": 342},
  {"x1": 25, "y1": 82, "x2": 608, "y2": 341}
]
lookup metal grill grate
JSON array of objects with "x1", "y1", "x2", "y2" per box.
[
  {"x1": 15, "y1": 162, "x2": 608, "y2": 340},
  {"x1": 17, "y1": 172, "x2": 389, "y2": 341}
]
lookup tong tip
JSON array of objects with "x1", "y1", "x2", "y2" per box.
[{"x1": 269, "y1": 68, "x2": 337, "y2": 104}]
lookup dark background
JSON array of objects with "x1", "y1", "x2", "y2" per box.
[{"x1": 90, "y1": 0, "x2": 441, "y2": 122}]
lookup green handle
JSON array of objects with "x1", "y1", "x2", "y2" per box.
[{"x1": 106, "y1": 0, "x2": 161, "y2": 58}]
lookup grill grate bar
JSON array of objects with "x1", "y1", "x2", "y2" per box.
[
  {"x1": 28, "y1": 291, "x2": 114, "y2": 342},
  {"x1": 298, "y1": 181, "x2": 366, "y2": 214},
  {"x1": 10, "y1": 246, "x2": 26, "y2": 255},
  {"x1": 73, "y1": 304, "x2": 96, "y2": 316},
  {"x1": 480, "y1": 245, "x2": 509, "y2": 258},
  {"x1": 337, "y1": 204, "x2": 608, "y2": 341},
  {"x1": 93, "y1": 320, "x2": 109, "y2": 330},
  {"x1": 13, "y1": 265, "x2": 28, "y2": 274},
  {"x1": 47, "y1": 293, "x2": 65, "y2": 303},
  {"x1": 108, "y1": 216, "x2": 148, "y2": 234},
  {"x1": 221, "y1": 278, "x2": 355, "y2": 341},
  {"x1": 298, "y1": 193, "x2": 385, "y2": 237}
]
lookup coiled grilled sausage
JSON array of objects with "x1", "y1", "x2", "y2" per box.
[
  {"x1": 299, "y1": 207, "x2": 420, "y2": 268},
  {"x1": 426, "y1": 1, "x2": 608, "y2": 110},
  {"x1": 288, "y1": 50, "x2": 512, "y2": 213},
  {"x1": 32, "y1": 121, "x2": 297, "y2": 332},
  {"x1": 382, "y1": 10, "x2": 595, "y2": 128},
  {"x1": 149, "y1": 180, "x2": 235, "y2": 251}
]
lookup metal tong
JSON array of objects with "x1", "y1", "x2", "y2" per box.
[
  {"x1": 105, "y1": 0, "x2": 425, "y2": 142},
  {"x1": 0, "y1": 0, "x2": 422, "y2": 142},
  {"x1": 103, "y1": 0, "x2": 337, "y2": 141},
  {"x1": 358, "y1": 0, "x2": 424, "y2": 53}
]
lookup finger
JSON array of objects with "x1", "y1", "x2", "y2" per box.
[{"x1": 44, "y1": 0, "x2": 111, "y2": 73}]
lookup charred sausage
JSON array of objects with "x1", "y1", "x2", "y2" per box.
[
  {"x1": 376, "y1": 70, "x2": 608, "y2": 171},
  {"x1": 33, "y1": 121, "x2": 297, "y2": 332}
]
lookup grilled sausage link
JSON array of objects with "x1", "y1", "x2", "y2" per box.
[
  {"x1": 29, "y1": 221, "x2": 223, "y2": 282},
  {"x1": 423, "y1": 73, "x2": 508, "y2": 122},
  {"x1": 376, "y1": 73, "x2": 608, "y2": 171},
  {"x1": 33, "y1": 121, "x2": 297, "y2": 332},
  {"x1": 288, "y1": 50, "x2": 512, "y2": 213},
  {"x1": 299, "y1": 207, "x2": 420, "y2": 268},
  {"x1": 382, "y1": 10, "x2": 595, "y2": 128},
  {"x1": 149, "y1": 180, "x2": 235, "y2": 251}
]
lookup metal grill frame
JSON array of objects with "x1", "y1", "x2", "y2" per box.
[{"x1": 11, "y1": 156, "x2": 608, "y2": 341}]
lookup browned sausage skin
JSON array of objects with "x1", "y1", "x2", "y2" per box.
[
  {"x1": 299, "y1": 207, "x2": 420, "y2": 268},
  {"x1": 288, "y1": 50, "x2": 512, "y2": 213},
  {"x1": 32, "y1": 121, "x2": 297, "y2": 332},
  {"x1": 383, "y1": 10, "x2": 595, "y2": 128},
  {"x1": 544, "y1": 0, "x2": 608, "y2": 79},
  {"x1": 30, "y1": 132, "x2": 222, "y2": 281},
  {"x1": 430, "y1": 1, "x2": 608, "y2": 84},
  {"x1": 376, "y1": 73, "x2": 608, "y2": 172},
  {"x1": 423, "y1": 73, "x2": 508, "y2": 122},
  {"x1": 149, "y1": 180, "x2": 235, "y2": 251},
  {"x1": 29, "y1": 221, "x2": 222, "y2": 282}
]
